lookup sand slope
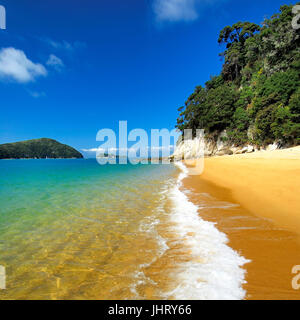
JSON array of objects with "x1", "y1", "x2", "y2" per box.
[
  {"x1": 184, "y1": 146, "x2": 300, "y2": 299},
  {"x1": 187, "y1": 146, "x2": 300, "y2": 235}
]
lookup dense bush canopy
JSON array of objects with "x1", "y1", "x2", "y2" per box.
[
  {"x1": 176, "y1": 4, "x2": 300, "y2": 146},
  {"x1": 0, "y1": 138, "x2": 83, "y2": 159}
]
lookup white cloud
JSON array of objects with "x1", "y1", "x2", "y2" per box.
[
  {"x1": 0, "y1": 47, "x2": 47, "y2": 83},
  {"x1": 47, "y1": 39, "x2": 73, "y2": 50},
  {"x1": 82, "y1": 148, "x2": 100, "y2": 152},
  {"x1": 153, "y1": 0, "x2": 225, "y2": 23},
  {"x1": 41, "y1": 38, "x2": 86, "y2": 52},
  {"x1": 82, "y1": 146, "x2": 175, "y2": 153},
  {"x1": 28, "y1": 90, "x2": 46, "y2": 98},
  {"x1": 148, "y1": 146, "x2": 175, "y2": 151},
  {"x1": 82, "y1": 148, "x2": 130, "y2": 153},
  {"x1": 153, "y1": 0, "x2": 198, "y2": 22},
  {"x1": 46, "y1": 54, "x2": 64, "y2": 71}
]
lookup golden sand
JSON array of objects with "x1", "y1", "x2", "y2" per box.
[{"x1": 184, "y1": 146, "x2": 300, "y2": 300}]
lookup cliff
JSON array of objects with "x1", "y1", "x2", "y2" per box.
[{"x1": 172, "y1": 131, "x2": 280, "y2": 161}]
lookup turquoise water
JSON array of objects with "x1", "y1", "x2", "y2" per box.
[
  {"x1": 0, "y1": 159, "x2": 178, "y2": 299},
  {"x1": 0, "y1": 159, "x2": 249, "y2": 300}
]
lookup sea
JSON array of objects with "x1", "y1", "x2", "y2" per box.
[{"x1": 0, "y1": 159, "x2": 248, "y2": 300}]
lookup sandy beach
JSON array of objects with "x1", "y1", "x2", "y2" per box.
[{"x1": 184, "y1": 146, "x2": 300, "y2": 300}]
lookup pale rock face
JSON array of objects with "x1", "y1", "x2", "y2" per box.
[
  {"x1": 173, "y1": 131, "x2": 258, "y2": 159},
  {"x1": 173, "y1": 136, "x2": 206, "y2": 160},
  {"x1": 247, "y1": 145, "x2": 255, "y2": 153},
  {"x1": 230, "y1": 146, "x2": 240, "y2": 154},
  {"x1": 216, "y1": 130, "x2": 228, "y2": 151},
  {"x1": 172, "y1": 133, "x2": 280, "y2": 160},
  {"x1": 173, "y1": 135, "x2": 218, "y2": 160},
  {"x1": 215, "y1": 150, "x2": 227, "y2": 156},
  {"x1": 266, "y1": 143, "x2": 279, "y2": 152},
  {"x1": 235, "y1": 147, "x2": 248, "y2": 154}
]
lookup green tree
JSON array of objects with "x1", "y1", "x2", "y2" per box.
[{"x1": 175, "y1": 3, "x2": 300, "y2": 147}]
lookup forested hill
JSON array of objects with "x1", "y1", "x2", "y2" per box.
[
  {"x1": 0, "y1": 138, "x2": 83, "y2": 159},
  {"x1": 176, "y1": 4, "x2": 300, "y2": 147}
]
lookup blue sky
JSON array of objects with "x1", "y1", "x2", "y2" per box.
[{"x1": 0, "y1": 0, "x2": 297, "y2": 155}]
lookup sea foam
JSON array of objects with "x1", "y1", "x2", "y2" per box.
[{"x1": 164, "y1": 162, "x2": 250, "y2": 300}]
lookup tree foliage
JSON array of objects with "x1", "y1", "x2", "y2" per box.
[
  {"x1": 0, "y1": 138, "x2": 83, "y2": 159},
  {"x1": 176, "y1": 4, "x2": 300, "y2": 146}
]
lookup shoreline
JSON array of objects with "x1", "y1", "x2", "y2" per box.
[
  {"x1": 185, "y1": 146, "x2": 300, "y2": 234},
  {"x1": 182, "y1": 146, "x2": 300, "y2": 300},
  {"x1": 166, "y1": 162, "x2": 249, "y2": 299}
]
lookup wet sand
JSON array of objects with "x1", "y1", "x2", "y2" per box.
[{"x1": 184, "y1": 147, "x2": 300, "y2": 300}]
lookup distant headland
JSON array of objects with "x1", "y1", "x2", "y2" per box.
[{"x1": 0, "y1": 138, "x2": 83, "y2": 159}]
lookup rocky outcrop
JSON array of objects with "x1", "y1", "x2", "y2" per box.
[{"x1": 172, "y1": 131, "x2": 280, "y2": 161}]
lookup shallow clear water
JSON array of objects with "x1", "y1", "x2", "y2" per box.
[
  {"x1": 0, "y1": 159, "x2": 178, "y2": 299},
  {"x1": 0, "y1": 159, "x2": 248, "y2": 300}
]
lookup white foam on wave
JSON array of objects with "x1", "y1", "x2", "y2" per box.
[{"x1": 164, "y1": 162, "x2": 250, "y2": 300}]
